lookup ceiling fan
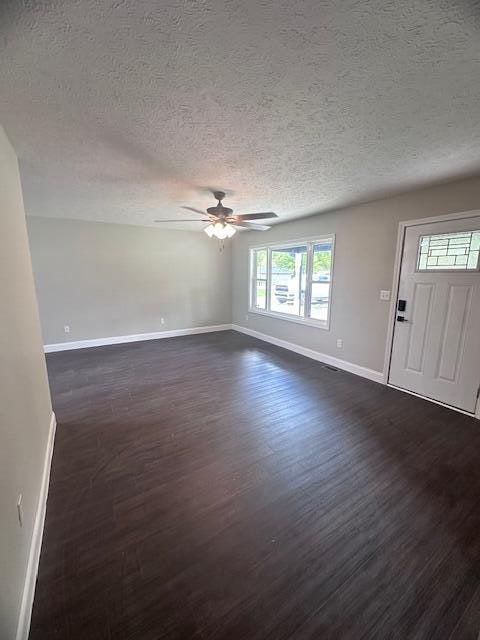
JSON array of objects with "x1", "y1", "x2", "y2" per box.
[{"x1": 154, "y1": 191, "x2": 278, "y2": 239}]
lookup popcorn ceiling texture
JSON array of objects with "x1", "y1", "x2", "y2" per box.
[{"x1": 0, "y1": 0, "x2": 479, "y2": 228}]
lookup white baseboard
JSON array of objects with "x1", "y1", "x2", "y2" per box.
[
  {"x1": 16, "y1": 411, "x2": 56, "y2": 640},
  {"x1": 44, "y1": 324, "x2": 232, "y2": 353},
  {"x1": 45, "y1": 322, "x2": 384, "y2": 384},
  {"x1": 231, "y1": 324, "x2": 384, "y2": 384}
]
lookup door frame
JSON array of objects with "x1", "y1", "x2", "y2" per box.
[{"x1": 383, "y1": 209, "x2": 480, "y2": 419}]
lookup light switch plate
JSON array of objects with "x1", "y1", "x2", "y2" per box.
[{"x1": 380, "y1": 290, "x2": 391, "y2": 301}]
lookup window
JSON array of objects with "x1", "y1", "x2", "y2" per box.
[
  {"x1": 270, "y1": 245, "x2": 308, "y2": 317},
  {"x1": 251, "y1": 248, "x2": 267, "y2": 309},
  {"x1": 249, "y1": 237, "x2": 334, "y2": 328},
  {"x1": 310, "y1": 241, "x2": 333, "y2": 323},
  {"x1": 417, "y1": 230, "x2": 480, "y2": 271}
]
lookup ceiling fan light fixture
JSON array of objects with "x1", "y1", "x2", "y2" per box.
[
  {"x1": 204, "y1": 221, "x2": 236, "y2": 240},
  {"x1": 204, "y1": 223, "x2": 215, "y2": 238},
  {"x1": 215, "y1": 224, "x2": 228, "y2": 240},
  {"x1": 225, "y1": 224, "x2": 236, "y2": 238}
]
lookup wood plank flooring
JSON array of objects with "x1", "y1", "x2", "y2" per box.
[{"x1": 30, "y1": 330, "x2": 480, "y2": 639}]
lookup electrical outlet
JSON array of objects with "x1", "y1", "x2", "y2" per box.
[
  {"x1": 380, "y1": 290, "x2": 391, "y2": 301},
  {"x1": 245, "y1": 315, "x2": 249, "y2": 322},
  {"x1": 64, "y1": 325, "x2": 70, "y2": 333},
  {"x1": 17, "y1": 494, "x2": 23, "y2": 527},
  {"x1": 336, "y1": 338, "x2": 343, "y2": 348},
  {"x1": 160, "y1": 317, "x2": 165, "y2": 325}
]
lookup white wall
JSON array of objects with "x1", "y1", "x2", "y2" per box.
[
  {"x1": 232, "y1": 176, "x2": 480, "y2": 373},
  {"x1": 0, "y1": 127, "x2": 53, "y2": 639},
  {"x1": 27, "y1": 217, "x2": 232, "y2": 345}
]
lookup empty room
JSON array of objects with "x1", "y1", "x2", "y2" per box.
[{"x1": 1, "y1": 1, "x2": 480, "y2": 639}]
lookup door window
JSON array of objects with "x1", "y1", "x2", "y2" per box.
[{"x1": 417, "y1": 230, "x2": 480, "y2": 271}]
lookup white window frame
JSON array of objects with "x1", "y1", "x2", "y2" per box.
[{"x1": 248, "y1": 235, "x2": 335, "y2": 330}]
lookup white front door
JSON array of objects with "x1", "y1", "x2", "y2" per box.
[{"x1": 389, "y1": 216, "x2": 480, "y2": 413}]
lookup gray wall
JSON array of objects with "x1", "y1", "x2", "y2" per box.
[
  {"x1": 0, "y1": 127, "x2": 52, "y2": 639},
  {"x1": 232, "y1": 176, "x2": 480, "y2": 373},
  {"x1": 27, "y1": 217, "x2": 232, "y2": 345},
  {"x1": 26, "y1": 176, "x2": 480, "y2": 371}
]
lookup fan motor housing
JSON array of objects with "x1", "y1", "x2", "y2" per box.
[{"x1": 207, "y1": 205, "x2": 233, "y2": 217}]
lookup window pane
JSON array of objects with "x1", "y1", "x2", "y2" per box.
[
  {"x1": 253, "y1": 249, "x2": 267, "y2": 309},
  {"x1": 255, "y1": 249, "x2": 267, "y2": 279},
  {"x1": 270, "y1": 246, "x2": 307, "y2": 316},
  {"x1": 417, "y1": 231, "x2": 480, "y2": 271},
  {"x1": 309, "y1": 240, "x2": 333, "y2": 322},
  {"x1": 256, "y1": 279, "x2": 266, "y2": 309}
]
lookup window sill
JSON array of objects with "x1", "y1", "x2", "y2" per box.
[{"x1": 248, "y1": 308, "x2": 330, "y2": 330}]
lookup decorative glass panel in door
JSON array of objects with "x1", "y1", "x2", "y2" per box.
[{"x1": 417, "y1": 231, "x2": 480, "y2": 271}]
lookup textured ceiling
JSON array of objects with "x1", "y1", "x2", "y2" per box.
[{"x1": 1, "y1": 0, "x2": 480, "y2": 229}]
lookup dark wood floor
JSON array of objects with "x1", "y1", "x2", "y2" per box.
[{"x1": 30, "y1": 331, "x2": 480, "y2": 640}]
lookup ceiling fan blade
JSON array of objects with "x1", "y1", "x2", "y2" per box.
[
  {"x1": 233, "y1": 222, "x2": 271, "y2": 231},
  {"x1": 181, "y1": 206, "x2": 208, "y2": 216},
  {"x1": 154, "y1": 219, "x2": 210, "y2": 222},
  {"x1": 233, "y1": 212, "x2": 278, "y2": 221}
]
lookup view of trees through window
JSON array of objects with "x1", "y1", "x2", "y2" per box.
[
  {"x1": 310, "y1": 242, "x2": 332, "y2": 322},
  {"x1": 270, "y1": 246, "x2": 307, "y2": 316},
  {"x1": 253, "y1": 249, "x2": 267, "y2": 309},
  {"x1": 269, "y1": 247, "x2": 331, "y2": 273},
  {"x1": 251, "y1": 238, "x2": 333, "y2": 325}
]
